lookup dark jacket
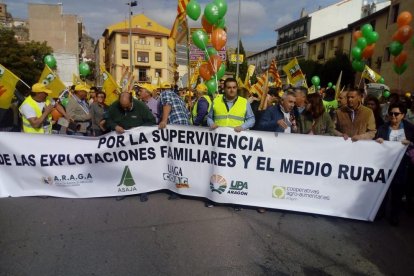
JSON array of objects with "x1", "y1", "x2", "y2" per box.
[
  {"x1": 256, "y1": 104, "x2": 298, "y2": 132},
  {"x1": 105, "y1": 98, "x2": 156, "y2": 131},
  {"x1": 376, "y1": 120, "x2": 414, "y2": 142}
]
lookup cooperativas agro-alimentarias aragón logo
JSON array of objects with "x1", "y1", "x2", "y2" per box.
[{"x1": 209, "y1": 174, "x2": 227, "y2": 194}]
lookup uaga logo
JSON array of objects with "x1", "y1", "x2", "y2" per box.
[
  {"x1": 41, "y1": 173, "x2": 93, "y2": 187},
  {"x1": 272, "y1": 186, "x2": 286, "y2": 199},
  {"x1": 117, "y1": 166, "x2": 137, "y2": 192},
  {"x1": 209, "y1": 175, "x2": 227, "y2": 194},
  {"x1": 163, "y1": 165, "x2": 189, "y2": 188}
]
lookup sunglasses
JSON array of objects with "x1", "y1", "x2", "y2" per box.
[{"x1": 389, "y1": 112, "x2": 402, "y2": 117}]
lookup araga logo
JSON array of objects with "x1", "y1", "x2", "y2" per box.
[
  {"x1": 42, "y1": 173, "x2": 93, "y2": 187},
  {"x1": 117, "y1": 166, "x2": 137, "y2": 192},
  {"x1": 163, "y1": 165, "x2": 189, "y2": 188},
  {"x1": 227, "y1": 180, "x2": 248, "y2": 196}
]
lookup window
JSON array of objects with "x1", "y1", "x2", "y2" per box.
[
  {"x1": 312, "y1": 45, "x2": 316, "y2": 55},
  {"x1": 138, "y1": 37, "x2": 147, "y2": 45},
  {"x1": 121, "y1": 35, "x2": 128, "y2": 44},
  {"x1": 138, "y1": 68, "x2": 147, "y2": 82},
  {"x1": 121, "y1": 50, "x2": 129, "y2": 59},
  {"x1": 329, "y1": 39, "x2": 334, "y2": 51},
  {"x1": 337, "y1": 36, "x2": 344, "y2": 51},
  {"x1": 392, "y1": 4, "x2": 399, "y2": 23},
  {"x1": 384, "y1": 47, "x2": 391, "y2": 62},
  {"x1": 155, "y1": 69, "x2": 162, "y2": 78},
  {"x1": 155, "y1": 38, "x2": 162, "y2": 47},
  {"x1": 137, "y1": 51, "x2": 149, "y2": 63},
  {"x1": 155, "y1": 52, "x2": 162, "y2": 62}
]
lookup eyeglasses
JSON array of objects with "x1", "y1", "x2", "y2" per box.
[{"x1": 389, "y1": 112, "x2": 402, "y2": 117}]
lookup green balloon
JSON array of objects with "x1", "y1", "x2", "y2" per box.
[
  {"x1": 356, "y1": 37, "x2": 367, "y2": 49},
  {"x1": 192, "y1": 29, "x2": 208, "y2": 50},
  {"x1": 361, "y1": 24, "x2": 373, "y2": 38},
  {"x1": 216, "y1": 17, "x2": 226, "y2": 29},
  {"x1": 311, "y1": 76, "x2": 320, "y2": 86},
  {"x1": 44, "y1": 55, "x2": 57, "y2": 69},
  {"x1": 393, "y1": 63, "x2": 408, "y2": 75},
  {"x1": 213, "y1": 0, "x2": 228, "y2": 19},
  {"x1": 332, "y1": 85, "x2": 336, "y2": 90},
  {"x1": 378, "y1": 77, "x2": 385, "y2": 84},
  {"x1": 204, "y1": 2, "x2": 220, "y2": 25},
  {"x1": 351, "y1": 46, "x2": 362, "y2": 60},
  {"x1": 389, "y1": 41, "x2": 403, "y2": 56},
  {"x1": 327, "y1": 82, "x2": 333, "y2": 88},
  {"x1": 61, "y1": 97, "x2": 69, "y2": 107},
  {"x1": 366, "y1": 31, "x2": 379, "y2": 45},
  {"x1": 205, "y1": 47, "x2": 218, "y2": 60},
  {"x1": 383, "y1": 90, "x2": 391, "y2": 98},
  {"x1": 352, "y1": 59, "x2": 365, "y2": 72},
  {"x1": 205, "y1": 78, "x2": 218, "y2": 94},
  {"x1": 216, "y1": 64, "x2": 226, "y2": 80},
  {"x1": 79, "y1": 62, "x2": 91, "y2": 77},
  {"x1": 186, "y1": 0, "x2": 201, "y2": 21}
]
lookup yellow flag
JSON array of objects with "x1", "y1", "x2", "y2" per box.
[
  {"x1": 100, "y1": 65, "x2": 120, "y2": 105},
  {"x1": 282, "y1": 58, "x2": 307, "y2": 87},
  {"x1": 237, "y1": 77, "x2": 245, "y2": 88},
  {"x1": 361, "y1": 65, "x2": 381, "y2": 83},
  {"x1": 72, "y1": 74, "x2": 86, "y2": 86},
  {"x1": 38, "y1": 65, "x2": 66, "y2": 98},
  {"x1": 244, "y1": 65, "x2": 255, "y2": 90},
  {"x1": 0, "y1": 64, "x2": 20, "y2": 109}
]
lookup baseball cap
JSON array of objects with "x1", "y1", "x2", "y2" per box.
[
  {"x1": 138, "y1": 83, "x2": 154, "y2": 93},
  {"x1": 75, "y1": 84, "x2": 90, "y2": 92},
  {"x1": 161, "y1": 82, "x2": 171, "y2": 89},
  {"x1": 32, "y1": 83, "x2": 52, "y2": 94}
]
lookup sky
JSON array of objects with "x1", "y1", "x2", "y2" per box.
[{"x1": 5, "y1": 0, "x2": 339, "y2": 52}]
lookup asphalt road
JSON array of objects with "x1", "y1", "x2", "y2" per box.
[{"x1": 0, "y1": 193, "x2": 413, "y2": 276}]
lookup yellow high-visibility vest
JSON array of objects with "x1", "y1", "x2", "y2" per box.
[
  {"x1": 213, "y1": 95, "x2": 247, "y2": 127},
  {"x1": 191, "y1": 95, "x2": 212, "y2": 124},
  {"x1": 20, "y1": 96, "x2": 52, "y2": 134}
]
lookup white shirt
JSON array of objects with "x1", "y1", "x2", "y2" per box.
[
  {"x1": 389, "y1": 128, "x2": 406, "y2": 142},
  {"x1": 20, "y1": 98, "x2": 55, "y2": 133}
]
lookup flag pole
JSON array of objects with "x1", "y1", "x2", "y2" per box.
[
  {"x1": 235, "y1": 0, "x2": 241, "y2": 80},
  {"x1": 259, "y1": 70, "x2": 269, "y2": 111}
]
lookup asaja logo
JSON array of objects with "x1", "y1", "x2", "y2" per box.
[
  {"x1": 209, "y1": 175, "x2": 227, "y2": 194},
  {"x1": 118, "y1": 166, "x2": 137, "y2": 192},
  {"x1": 272, "y1": 186, "x2": 286, "y2": 199},
  {"x1": 42, "y1": 176, "x2": 54, "y2": 185}
]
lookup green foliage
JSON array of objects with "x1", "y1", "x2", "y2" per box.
[
  {"x1": 226, "y1": 40, "x2": 247, "y2": 80},
  {"x1": 299, "y1": 54, "x2": 354, "y2": 88},
  {"x1": 0, "y1": 28, "x2": 53, "y2": 90}
]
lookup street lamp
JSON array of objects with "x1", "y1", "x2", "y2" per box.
[
  {"x1": 127, "y1": 1, "x2": 137, "y2": 78},
  {"x1": 236, "y1": 0, "x2": 241, "y2": 80}
]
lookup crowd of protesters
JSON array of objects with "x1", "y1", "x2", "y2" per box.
[{"x1": 0, "y1": 77, "x2": 413, "y2": 226}]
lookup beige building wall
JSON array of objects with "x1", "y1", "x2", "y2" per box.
[
  {"x1": 381, "y1": 0, "x2": 414, "y2": 93},
  {"x1": 0, "y1": 4, "x2": 6, "y2": 22},
  {"x1": 308, "y1": 31, "x2": 352, "y2": 62},
  {"x1": 28, "y1": 3, "x2": 79, "y2": 56}
]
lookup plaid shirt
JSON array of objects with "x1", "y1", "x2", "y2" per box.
[{"x1": 159, "y1": 90, "x2": 190, "y2": 125}]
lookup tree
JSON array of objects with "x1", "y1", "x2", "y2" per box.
[
  {"x1": 226, "y1": 40, "x2": 248, "y2": 80},
  {"x1": 0, "y1": 28, "x2": 53, "y2": 92}
]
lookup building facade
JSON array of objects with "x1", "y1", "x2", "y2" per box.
[
  {"x1": 307, "y1": 28, "x2": 351, "y2": 62},
  {"x1": 101, "y1": 14, "x2": 174, "y2": 85},
  {"x1": 28, "y1": 3, "x2": 81, "y2": 85},
  {"x1": 246, "y1": 46, "x2": 277, "y2": 75}
]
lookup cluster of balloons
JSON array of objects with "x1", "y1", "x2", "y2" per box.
[
  {"x1": 351, "y1": 24, "x2": 379, "y2": 72},
  {"x1": 327, "y1": 82, "x2": 336, "y2": 90},
  {"x1": 79, "y1": 62, "x2": 91, "y2": 77},
  {"x1": 390, "y1": 11, "x2": 412, "y2": 75},
  {"x1": 44, "y1": 55, "x2": 57, "y2": 69},
  {"x1": 187, "y1": 0, "x2": 227, "y2": 94}
]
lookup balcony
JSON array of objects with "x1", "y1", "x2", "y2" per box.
[
  {"x1": 277, "y1": 31, "x2": 307, "y2": 45},
  {"x1": 135, "y1": 41, "x2": 151, "y2": 51},
  {"x1": 138, "y1": 76, "x2": 152, "y2": 82}
]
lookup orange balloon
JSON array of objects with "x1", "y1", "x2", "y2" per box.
[
  {"x1": 397, "y1": 11, "x2": 412, "y2": 28},
  {"x1": 207, "y1": 55, "x2": 222, "y2": 74},
  {"x1": 51, "y1": 108, "x2": 63, "y2": 121},
  {"x1": 353, "y1": 30, "x2": 362, "y2": 42},
  {"x1": 211, "y1": 28, "x2": 227, "y2": 51},
  {"x1": 199, "y1": 64, "x2": 213, "y2": 80},
  {"x1": 395, "y1": 25, "x2": 413, "y2": 44},
  {"x1": 362, "y1": 44, "x2": 375, "y2": 59},
  {"x1": 394, "y1": 51, "x2": 408, "y2": 67},
  {"x1": 201, "y1": 15, "x2": 213, "y2": 33}
]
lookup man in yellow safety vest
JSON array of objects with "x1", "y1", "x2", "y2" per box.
[{"x1": 191, "y1": 83, "x2": 213, "y2": 126}]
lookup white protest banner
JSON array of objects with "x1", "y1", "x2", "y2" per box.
[{"x1": 0, "y1": 126, "x2": 406, "y2": 221}]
